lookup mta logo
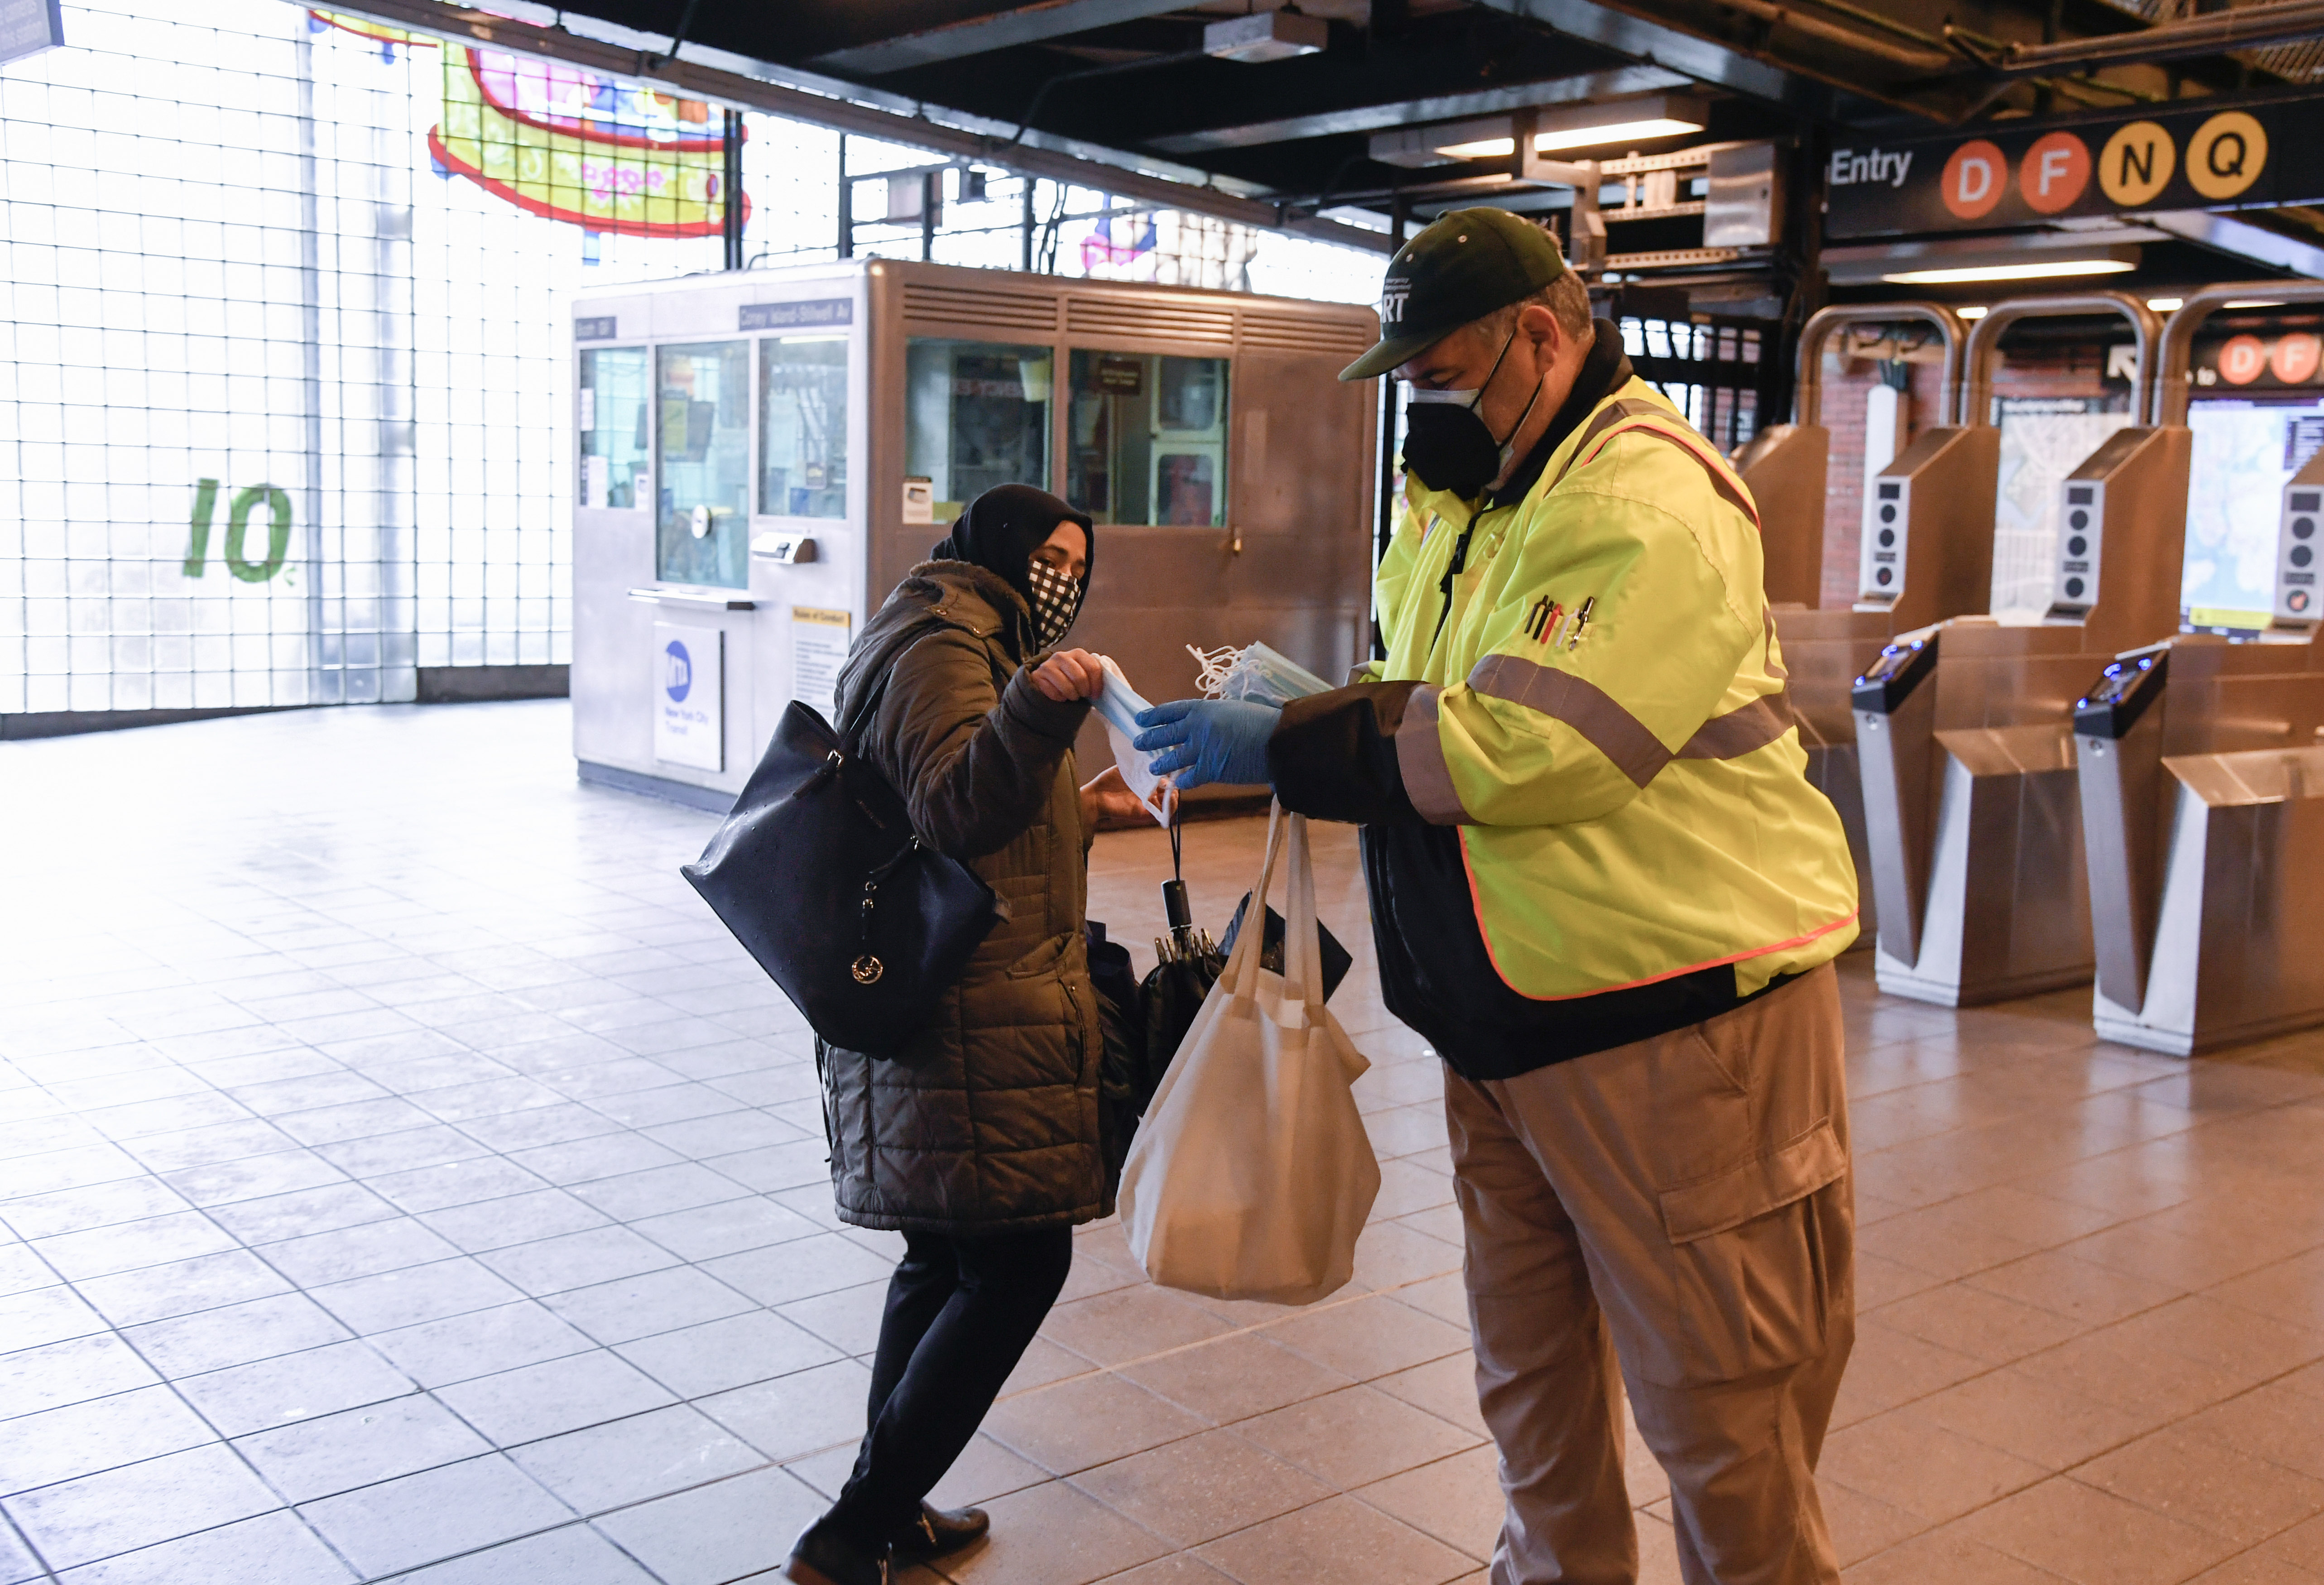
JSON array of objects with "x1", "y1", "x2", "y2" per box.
[{"x1": 663, "y1": 640, "x2": 692, "y2": 702}]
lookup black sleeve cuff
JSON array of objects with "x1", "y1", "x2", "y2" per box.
[
  {"x1": 1268, "y1": 681, "x2": 1426, "y2": 825},
  {"x1": 1001, "y1": 665, "x2": 1092, "y2": 743}
]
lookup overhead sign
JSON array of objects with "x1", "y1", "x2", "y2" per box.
[
  {"x1": 2191, "y1": 328, "x2": 2324, "y2": 393},
  {"x1": 1827, "y1": 98, "x2": 2324, "y2": 237},
  {"x1": 739, "y1": 299, "x2": 853, "y2": 332},
  {"x1": 431, "y1": 48, "x2": 742, "y2": 239}
]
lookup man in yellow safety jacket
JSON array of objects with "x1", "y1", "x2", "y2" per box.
[{"x1": 1136, "y1": 207, "x2": 1861, "y2": 1584}]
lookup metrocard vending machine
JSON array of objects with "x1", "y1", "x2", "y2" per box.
[{"x1": 567, "y1": 260, "x2": 1380, "y2": 811}]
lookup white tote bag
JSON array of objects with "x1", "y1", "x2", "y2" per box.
[{"x1": 1117, "y1": 803, "x2": 1381, "y2": 1305}]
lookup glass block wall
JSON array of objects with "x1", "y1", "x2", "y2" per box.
[{"x1": 0, "y1": 0, "x2": 1377, "y2": 719}]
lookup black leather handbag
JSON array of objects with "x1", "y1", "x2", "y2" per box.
[{"x1": 682, "y1": 691, "x2": 1002, "y2": 1055}]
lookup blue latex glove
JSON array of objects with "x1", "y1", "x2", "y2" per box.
[{"x1": 1133, "y1": 698, "x2": 1280, "y2": 790}]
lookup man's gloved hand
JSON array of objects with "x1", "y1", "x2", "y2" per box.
[{"x1": 1133, "y1": 698, "x2": 1279, "y2": 790}]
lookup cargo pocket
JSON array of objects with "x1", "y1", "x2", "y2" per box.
[{"x1": 1652, "y1": 1117, "x2": 1847, "y2": 1386}]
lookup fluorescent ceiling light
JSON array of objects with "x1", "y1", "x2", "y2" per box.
[
  {"x1": 2147, "y1": 297, "x2": 2184, "y2": 312},
  {"x1": 1437, "y1": 118, "x2": 1705, "y2": 158},
  {"x1": 1957, "y1": 306, "x2": 1989, "y2": 319},
  {"x1": 1375, "y1": 94, "x2": 1707, "y2": 167},
  {"x1": 1882, "y1": 259, "x2": 2138, "y2": 285},
  {"x1": 1824, "y1": 232, "x2": 2146, "y2": 287},
  {"x1": 2225, "y1": 299, "x2": 2284, "y2": 309}
]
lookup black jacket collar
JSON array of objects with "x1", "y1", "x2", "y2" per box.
[{"x1": 1484, "y1": 319, "x2": 1634, "y2": 510}]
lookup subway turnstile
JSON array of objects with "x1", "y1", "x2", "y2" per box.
[
  {"x1": 1853, "y1": 291, "x2": 2176, "y2": 1007},
  {"x1": 2063, "y1": 278, "x2": 2324, "y2": 1050},
  {"x1": 1736, "y1": 303, "x2": 1977, "y2": 944},
  {"x1": 2075, "y1": 640, "x2": 2324, "y2": 1053}
]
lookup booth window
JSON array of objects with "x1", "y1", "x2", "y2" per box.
[
  {"x1": 760, "y1": 337, "x2": 848, "y2": 520},
  {"x1": 579, "y1": 347, "x2": 648, "y2": 510},
  {"x1": 1067, "y1": 351, "x2": 1229, "y2": 526},
  {"x1": 905, "y1": 339, "x2": 1052, "y2": 520},
  {"x1": 656, "y1": 341, "x2": 751, "y2": 589}
]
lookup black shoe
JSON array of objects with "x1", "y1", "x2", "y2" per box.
[
  {"x1": 785, "y1": 1518, "x2": 890, "y2": 1585},
  {"x1": 892, "y1": 1503, "x2": 990, "y2": 1565}
]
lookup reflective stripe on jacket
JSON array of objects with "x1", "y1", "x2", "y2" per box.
[{"x1": 1367, "y1": 375, "x2": 1858, "y2": 1002}]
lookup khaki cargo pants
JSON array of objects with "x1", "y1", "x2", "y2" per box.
[{"x1": 1443, "y1": 963, "x2": 1853, "y2": 1585}]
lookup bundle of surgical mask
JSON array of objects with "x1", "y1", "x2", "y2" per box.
[
  {"x1": 1186, "y1": 641, "x2": 1334, "y2": 707},
  {"x1": 1088, "y1": 645, "x2": 1334, "y2": 829},
  {"x1": 1093, "y1": 657, "x2": 1176, "y2": 826}
]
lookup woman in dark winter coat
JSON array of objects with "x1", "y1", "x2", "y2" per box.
[{"x1": 786, "y1": 484, "x2": 1140, "y2": 1585}]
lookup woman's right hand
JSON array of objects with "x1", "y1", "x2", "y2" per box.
[{"x1": 1032, "y1": 648, "x2": 1106, "y2": 702}]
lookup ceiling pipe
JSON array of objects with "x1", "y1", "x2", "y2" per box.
[
  {"x1": 1703, "y1": 0, "x2": 1956, "y2": 74},
  {"x1": 1957, "y1": 0, "x2": 2324, "y2": 78}
]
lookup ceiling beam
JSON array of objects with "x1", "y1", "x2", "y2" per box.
[
  {"x1": 320, "y1": 0, "x2": 1394, "y2": 253},
  {"x1": 807, "y1": 0, "x2": 1195, "y2": 78},
  {"x1": 1148, "y1": 64, "x2": 1690, "y2": 154},
  {"x1": 2138, "y1": 210, "x2": 2324, "y2": 279},
  {"x1": 1465, "y1": 0, "x2": 1811, "y2": 110}
]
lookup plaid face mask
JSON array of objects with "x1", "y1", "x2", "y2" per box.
[{"x1": 1025, "y1": 556, "x2": 1084, "y2": 650}]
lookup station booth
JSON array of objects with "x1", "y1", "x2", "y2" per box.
[{"x1": 566, "y1": 261, "x2": 1378, "y2": 812}]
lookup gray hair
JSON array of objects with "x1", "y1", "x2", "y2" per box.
[{"x1": 1474, "y1": 271, "x2": 1593, "y2": 347}]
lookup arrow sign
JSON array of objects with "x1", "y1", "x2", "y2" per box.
[{"x1": 2108, "y1": 344, "x2": 2140, "y2": 384}]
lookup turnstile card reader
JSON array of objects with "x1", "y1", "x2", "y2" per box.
[
  {"x1": 1743, "y1": 301, "x2": 1970, "y2": 614},
  {"x1": 2076, "y1": 640, "x2": 2324, "y2": 1053},
  {"x1": 2041, "y1": 424, "x2": 2194, "y2": 651},
  {"x1": 1852, "y1": 426, "x2": 2002, "y2": 625},
  {"x1": 2272, "y1": 460, "x2": 2324, "y2": 636}
]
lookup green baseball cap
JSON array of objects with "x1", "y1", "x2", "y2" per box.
[{"x1": 1339, "y1": 207, "x2": 1570, "y2": 381}]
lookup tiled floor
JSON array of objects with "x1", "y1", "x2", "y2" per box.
[{"x1": 2, "y1": 701, "x2": 2322, "y2": 1585}]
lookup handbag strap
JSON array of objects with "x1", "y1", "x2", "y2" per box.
[
  {"x1": 1285, "y1": 812, "x2": 1323, "y2": 1016},
  {"x1": 1220, "y1": 801, "x2": 1286, "y2": 1002},
  {"x1": 851, "y1": 837, "x2": 925, "y2": 984},
  {"x1": 835, "y1": 612, "x2": 953, "y2": 758}
]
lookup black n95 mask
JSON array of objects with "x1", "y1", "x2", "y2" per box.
[{"x1": 1400, "y1": 327, "x2": 1545, "y2": 499}]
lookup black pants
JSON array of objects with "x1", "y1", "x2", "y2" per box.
[{"x1": 827, "y1": 1225, "x2": 1073, "y2": 1541}]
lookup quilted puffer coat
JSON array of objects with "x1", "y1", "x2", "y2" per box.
[{"x1": 817, "y1": 559, "x2": 1107, "y2": 1234}]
